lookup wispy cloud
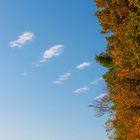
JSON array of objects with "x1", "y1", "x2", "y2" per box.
[
  {"x1": 53, "y1": 80, "x2": 62, "y2": 85},
  {"x1": 73, "y1": 86, "x2": 89, "y2": 93},
  {"x1": 32, "y1": 62, "x2": 41, "y2": 67},
  {"x1": 76, "y1": 62, "x2": 91, "y2": 69},
  {"x1": 73, "y1": 77, "x2": 103, "y2": 94},
  {"x1": 53, "y1": 72, "x2": 71, "y2": 84},
  {"x1": 10, "y1": 32, "x2": 34, "y2": 48},
  {"x1": 21, "y1": 72, "x2": 29, "y2": 76},
  {"x1": 53, "y1": 62, "x2": 92, "y2": 85},
  {"x1": 58, "y1": 73, "x2": 71, "y2": 81},
  {"x1": 89, "y1": 77, "x2": 103, "y2": 85},
  {"x1": 40, "y1": 45, "x2": 64, "y2": 63}
]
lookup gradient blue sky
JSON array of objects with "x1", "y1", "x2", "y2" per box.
[{"x1": 0, "y1": 0, "x2": 108, "y2": 140}]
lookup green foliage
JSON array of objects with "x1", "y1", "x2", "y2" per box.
[{"x1": 95, "y1": 52, "x2": 112, "y2": 68}]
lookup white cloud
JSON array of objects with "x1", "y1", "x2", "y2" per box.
[
  {"x1": 76, "y1": 62, "x2": 91, "y2": 69},
  {"x1": 53, "y1": 61, "x2": 92, "y2": 85},
  {"x1": 53, "y1": 72, "x2": 71, "y2": 84},
  {"x1": 10, "y1": 32, "x2": 34, "y2": 48},
  {"x1": 40, "y1": 45, "x2": 64, "y2": 63},
  {"x1": 58, "y1": 73, "x2": 71, "y2": 81},
  {"x1": 53, "y1": 80, "x2": 62, "y2": 84},
  {"x1": 73, "y1": 86, "x2": 89, "y2": 93}
]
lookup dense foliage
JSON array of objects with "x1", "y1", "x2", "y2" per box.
[{"x1": 93, "y1": 0, "x2": 140, "y2": 139}]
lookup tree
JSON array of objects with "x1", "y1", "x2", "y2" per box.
[{"x1": 93, "y1": 0, "x2": 140, "y2": 139}]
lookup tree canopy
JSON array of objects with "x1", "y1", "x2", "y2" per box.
[{"x1": 93, "y1": 0, "x2": 140, "y2": 139}]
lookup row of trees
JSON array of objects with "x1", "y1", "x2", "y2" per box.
[{"x1": 93, "y1": 0, "x2": 140, "y2": 139}]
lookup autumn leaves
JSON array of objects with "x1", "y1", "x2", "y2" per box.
[{"x1": 94, "y1": 0, "x2": 140, "y2": 139}]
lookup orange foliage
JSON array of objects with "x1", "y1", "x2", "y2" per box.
[{"x1": 94, "y1": 0, "x2": 140, "y2": 139}]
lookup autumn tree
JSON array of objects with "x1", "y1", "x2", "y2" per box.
[{"x1": 93, "y1": 0, "x2": 140, "y2": 139}]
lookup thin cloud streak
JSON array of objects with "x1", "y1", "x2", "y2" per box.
[
  {"x1": 73, "y1": 86, "x2": 89, "y2": 93},
  {"x1": 53, "y1": 72, "x2": 71, "y2": 84},
  {"x1": 32, "y1": 62, "x2": 41, "y2": 67},
  {"x1": 10, "y1": 32, "x2": 34, "y2": 48},
  {"x1": 21, "y1": 72, "x2": 29, "y2": 76},
  {"x1": 59, "y1": 73, "x2": 71, "y2": 81},
  {"x1": 73, "y1": 77, "x2": 103, "y2": 94},
  {"x1": 40, "y1": 45, "x2": 64, "y2": 63},
  {"x1": 53, "y1": 80, "x2": 62, "y2": 85},
  {"x1": 76, "y1": 62, "x2": 91, "y2": 69},
  {"x1": 89, "y1": 77, "x2": 103, "y2": 85},
  {"x1": 53, "y1": 62, "x2": 92, "y2": 85}
]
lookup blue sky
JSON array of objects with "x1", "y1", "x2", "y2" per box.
[{"x1": 0, "y1": 0, "x2": 108, "y2": 140}]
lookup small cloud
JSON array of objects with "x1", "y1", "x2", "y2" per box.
[
  {"x1": 53, "y1": 72, "x2": 71, "y2": 84},
  {"x1": 10, "y1": 32, "x2": 34, "y2": 48},
  {"x1": 58, "y1": 73, "x2": 71, "y2": 81},
  {"x1": 53, "y1": 61, "x2": 91, "y2": 85},
  {"x1": 89, "y1": 77, "x2": 103, "y2": 85},
  {"x1": 73, "y1": 86, "x2": 89, "y2": 93},
  {"x1": 76, "y1": 62, "x2": 91, "y2": 69},
  {"x1": 73, "y1": 77, "x2": 103, "y2": 94},
  {"x1": 21, "y1": 72, "x2": 29, "y2": 76},
  {"x1": 53, "y1": 80, "x2": 62, "y2": 85},
  {"x1": 40, "y1": 45, "x2": 64, "y2": 63},
  {"x1": 95, "y1": 93, "x2": 107, "y2": 100}
]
